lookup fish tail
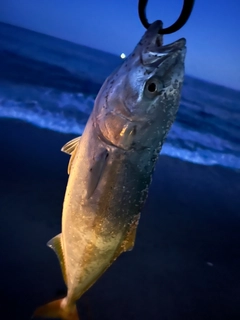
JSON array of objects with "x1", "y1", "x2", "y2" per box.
[{"x1": 32, "y1": 297, "x2": 79, "y2": 320}]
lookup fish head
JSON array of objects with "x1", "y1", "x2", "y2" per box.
[{"x1": 94, "y1": 20, "x2": 186, "y2": 150}]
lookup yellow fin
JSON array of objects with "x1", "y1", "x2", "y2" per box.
[
  {"x1": 122, "y1": 214, "x2": 140, "y2": 252},
  {"x1": 61, "y1": 136, "x2": 81, "y2": 155},
  {"x1": 33, "y1": 298, "x2": 79, "y2": 320},
  {"x1": 47, "y1": 234, "x2": 68, "y2": 286}
]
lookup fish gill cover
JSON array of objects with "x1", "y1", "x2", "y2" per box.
[{"x1": 0, "y1": 22, "x2": 240, "y2": 170}]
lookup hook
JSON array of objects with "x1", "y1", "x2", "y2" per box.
[{"x1": 138, "y1": 0, "x2": 195, "y2": 34}]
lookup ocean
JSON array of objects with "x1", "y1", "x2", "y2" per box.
[{"x1": 1, "y1": 22, "x2": 240, "y2": 170}]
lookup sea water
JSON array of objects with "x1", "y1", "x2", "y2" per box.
[{"x1": 1, "y1": 22, "x2": 240, "y2": 170}]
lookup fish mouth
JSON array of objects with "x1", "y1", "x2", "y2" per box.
[{"x1": 141, "y1": 20, "x2": 186, "y2": 67}]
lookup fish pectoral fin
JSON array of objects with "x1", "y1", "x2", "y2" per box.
[
  {"x1": 85, "y1": 149, "x2": 109, "y2": 199},
  {"x1": 47, "y1": 234, "x2": 68, "y2": 286},
  {"x1": 61, "y1": 136, "x2": 81, "y2": 155},
  {"x1": 122, "y1": 214, "x2": 141, "y2": 252}
]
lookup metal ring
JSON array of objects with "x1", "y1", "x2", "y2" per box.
[{"x1": 138, "y1": 0, "x2": 195, "y2": 34}]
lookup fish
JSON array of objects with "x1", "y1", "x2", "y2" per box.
[{"x1": 33, "y1": 20, "x2": 186, "y2": 320}]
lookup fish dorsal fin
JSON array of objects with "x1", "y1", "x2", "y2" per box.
[
  {"x1": 85, "y1": 149, "x2": 109, "y2": 199},
  {"x1": 47, "y1": 234, "x2": 68, "y2": 286},
  {"x1": 61, "y1": 136, "x2": 81, "y2": 155},
  {"x1": 67, "y1": 146, "x2": 78, "y2": 175},
  {"x1": 122, "y1": 214, "x2": 140, "y2": 252}
]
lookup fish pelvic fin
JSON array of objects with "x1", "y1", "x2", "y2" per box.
[
  {"x1": 61, "y1": 136, "x2": 81, "y2": 174},
  {"x1": 67, "y1": 146, "x2": 78, "y2": 175},
  {"x1": 61, "y1": 136, "x2": 81, "y2": 155},
  {"x1": 32, "y1": 298, "x2": 79, "y2": 320}
]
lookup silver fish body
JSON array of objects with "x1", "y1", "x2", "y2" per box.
[{"x1": 34, "y1": 20, "x2": 186, "y2": 320}]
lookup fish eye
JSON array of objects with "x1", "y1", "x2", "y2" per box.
[
  {"x1": 144, "y1": 77, "x2": 162, "y2": 97},
  {"x1": 148, "y1": 82, "x2": 157, "y2": 93}
]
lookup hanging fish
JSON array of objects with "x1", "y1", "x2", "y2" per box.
[{"x1": 33, "y1": 20, "x2": 186, "y2": 320}]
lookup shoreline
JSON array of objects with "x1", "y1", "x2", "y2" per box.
[{"x1": 1, "y1": 117, "x2": 238, "y2": 175}]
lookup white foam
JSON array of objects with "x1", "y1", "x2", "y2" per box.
[{"x1": 0, "y1": 83, "x2": 239, "y2": 170}]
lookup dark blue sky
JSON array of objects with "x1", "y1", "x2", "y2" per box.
[{"x1": 0, "y1": 0, "x2": 239, "y2": 90}]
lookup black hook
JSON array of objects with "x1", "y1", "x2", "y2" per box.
[{"x1": 138, "y1": 0, "x2": 195, "y2": 34}]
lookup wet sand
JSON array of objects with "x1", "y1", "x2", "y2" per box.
[{"x1": 1, "y1": 118, "x2": 240, "y2": 320}]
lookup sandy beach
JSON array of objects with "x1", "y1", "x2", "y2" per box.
[{"x1": 1, "y1": 118, "x2": 240, "y2": 320}]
